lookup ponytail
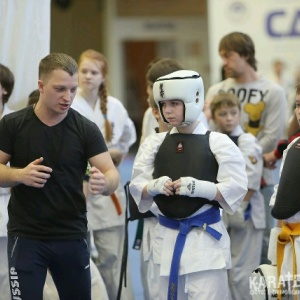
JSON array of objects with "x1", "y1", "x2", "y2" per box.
[{"x1": 99, "y1": 82, "x2": 112, "y2": 142}]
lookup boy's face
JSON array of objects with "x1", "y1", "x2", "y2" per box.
[
  {"x1": 160, "y1": 99, "x2": 184, "y2": 127},
  {"x1": 213, "y1": 105, "x2": 240, "y2": 134},
  {"x1": 295, "y1": 93, "x2": 300, "y2": 126}
]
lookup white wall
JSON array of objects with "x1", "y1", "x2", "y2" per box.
[
  {"x1": 0, "y1": 0, "x2": 50, "y2": 110},
  {"x1": 105, "y1": 3, "x2": 209, "y2": 106}
]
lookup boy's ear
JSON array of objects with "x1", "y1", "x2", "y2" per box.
[{"x1": 152, "y1": 107, "x2": 160, "y2": 121}]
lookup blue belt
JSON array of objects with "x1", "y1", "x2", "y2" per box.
[
  {"x1": 244, "y1": 202, "x2": 252, "y2": 221},
  {"x1": 158, "y1": 206, "x2": 222, "y2": 300}
]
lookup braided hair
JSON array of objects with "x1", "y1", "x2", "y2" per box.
[{"x1": 78, "y1": 49, "x2": 112, "y2": 142}]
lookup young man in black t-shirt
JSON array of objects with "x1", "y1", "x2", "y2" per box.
[{"x1": 0, "y1": 53, "x2": 119, "y2": 300}]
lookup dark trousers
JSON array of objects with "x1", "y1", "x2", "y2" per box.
[{"x1": 7, "y1": 236, "x2": 91, "y2": 300}]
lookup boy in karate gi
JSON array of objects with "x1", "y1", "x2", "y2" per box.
[
  {"x1": 210, "y1": 92, "x2": 264, "y2": 300},
  {"x1": 130, "y1": 70, "x2": 248, "y2": 300}
]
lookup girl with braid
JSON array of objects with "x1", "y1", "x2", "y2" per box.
[{"x1": 72, "y1": 49, "x2": 136, "y2": 300}]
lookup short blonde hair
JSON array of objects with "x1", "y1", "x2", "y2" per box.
[
  {"x1": 39, "y1": 53, "x2": 77, "y2": 82},
  {"x1": 210, "y1": 92, "x2": 241, "y2": 118}
]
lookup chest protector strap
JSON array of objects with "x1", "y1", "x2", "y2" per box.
[
  {"x1": 272, "y1": 138, "x2": 300, "y2": 219},
  {"x1": 153, "y1": 131, "x2": 220, "y2": 219}
]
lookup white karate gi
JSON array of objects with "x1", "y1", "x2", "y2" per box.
[
  {"x1": 221, "y1": 125, "x2": 265, "y2": 300},
  {"x1": 139, "y1": 108, "x2": 160, "y2": 299},
  {"x1": 72, "y1": 92, "x2": 136, "y2": 300},
  {"x1": 140, "y1": 107, "x2": 158, "y2": 144},
  {"x1": 130, "y1": 122, "x2": 248, "y2": 299},
  {"x1": 206, "y1": 76, "x2": 287, "y2": 265}
]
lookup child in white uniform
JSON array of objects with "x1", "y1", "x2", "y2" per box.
[
  {"x1": 210, "y1": 92, "x2": 265, "y2": 300},
  {"x1": 140, "y1": 57, "x2": 184, "y2": 300},
  {"x1": 72, "y1": 49, "x2": 136, "y2": 300},
  {"x1": 130, "y1": 70, "x2": 248, "y2": 300},
  {"x1": 268, "y1": 84, "x2": 300, "y2": 299}
]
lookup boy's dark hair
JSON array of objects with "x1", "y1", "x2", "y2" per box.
[
  {"x1": 39, "y1": 53, "x2": 78, "y2": 82},
  {"x1": 219, "y1": 32, "x2": 257, "y2": 71},
  {"x1": 0, "y1": 64, "x2": 15, "y2": 104},
  {"x1": 27, "y1": 89, "x2": 40, "y2": 106},
  {"x1": 210, "y1": 92, "x2": 241, "y2": 118},
  {"x1": 146, "y1": 58, "x2": 184, "y2": 108},
  {"x1": 146, "y1": 58, "x2": 184, "y2": 85}
]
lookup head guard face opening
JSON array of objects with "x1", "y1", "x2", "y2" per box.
[{"x1": 153, "y1": 70, "x2": 204, "y2": 126}]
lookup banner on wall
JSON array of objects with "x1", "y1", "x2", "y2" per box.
[
  {"x1": 208, "y1": 0, "x2": 300, "y2": 85},
  {"x1": 0, "y1": 0, "x2": 50, "y2": 110}
]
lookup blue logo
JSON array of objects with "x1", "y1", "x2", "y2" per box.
[{"x1": 266, "y1": 10, "x2": 300, "y2": 37}]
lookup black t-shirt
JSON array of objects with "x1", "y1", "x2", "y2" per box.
[{"x1": 0, "y1": 106, "x2": 107, "y2": 240}]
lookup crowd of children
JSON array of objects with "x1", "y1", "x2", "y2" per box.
[{"x1": 0, "y1": 30, "x2": 299, "y2": 300}]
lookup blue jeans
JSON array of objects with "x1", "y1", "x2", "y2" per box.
[
  {"x1": 7, "y1": 237, "x2": 91, "y2": 300},
  {"x1": 0, "y1": 237, "x2": 10, "y2": 300}
]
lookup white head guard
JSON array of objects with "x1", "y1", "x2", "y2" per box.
[{"x1": 153, "y1": 70, "x2": 204, "y2": 126}]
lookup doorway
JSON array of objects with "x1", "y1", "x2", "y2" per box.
[{"x1": 123, "y1": 39, "x2": 177, "y2": 150}]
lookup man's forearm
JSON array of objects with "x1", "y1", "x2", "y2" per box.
[
  {"x1": 0, "y1": 164, "x2": 21, "y2": 187},
  {"x1": 102, "y1": 168, "x2": 120, "y2": 195}
]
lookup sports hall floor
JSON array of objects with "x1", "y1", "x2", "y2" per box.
[{"x1": 119, "y1": 153, "x2": 144, "y2": 299}]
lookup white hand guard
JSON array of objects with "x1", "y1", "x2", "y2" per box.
[
  {"x1": 179, "y1": 177, "x2": 217, "y2": 200},
  {"x1": 147, "y1": 176, "x2": 172, "y2": 197}
]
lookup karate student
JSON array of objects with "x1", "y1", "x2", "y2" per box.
[
  {"x1": 210, "y1": 92, "x2": 265, "y2": 300},
  {"x1": 139, "y1": 57, "x2": 184, "y2": 300},
  {"x1": 130, "y1": 70, "x2": 248, "y2": 300},
  {"x1": 72, "y1": 49, "x2": 136, "y2": 300},
  {"x1": 268, "y1": 84, "x2": 300, "y2": 299}
]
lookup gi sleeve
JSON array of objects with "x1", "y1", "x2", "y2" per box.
[{"x1": 209, "y1": 132, "x2": 248, "y2": 214}]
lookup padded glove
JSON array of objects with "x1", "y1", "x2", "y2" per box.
[
  {"x1": 147, "y1": 176, "x2": 172, "y2": 197},
  {"x1": 179, "y1": 177, "x2": 217, "y2": 200}
]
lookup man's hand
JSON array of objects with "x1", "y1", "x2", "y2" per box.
[
  {"x1": 21, "y1": 157, "x2": 52, "y2": 188},
  {"x1": 89, "y1": 166, "x2": 107, "y2": 195}
]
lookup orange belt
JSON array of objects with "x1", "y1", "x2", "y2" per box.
[
  {"x1": 277, "y1": 222, "x2": 300, "y2": 300},
  {"x1": 111, "y1": 193, "x2": 122, "y2": 215}
]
